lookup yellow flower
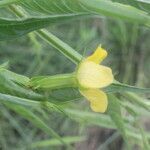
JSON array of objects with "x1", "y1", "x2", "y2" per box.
[{"x1": 76, "y1": 46, "x2": 114, "y2": 113}]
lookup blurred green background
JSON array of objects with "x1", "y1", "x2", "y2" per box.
[{"x1": 0, "y1": 3, "x2": 150, "y2": 150}]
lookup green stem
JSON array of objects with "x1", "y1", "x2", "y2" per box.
[
  {"x1": 36, "y1": 29, "x2": 82, "y2": 64},
  {"x1": 30, "y1": 73, "x2": 78, "y2": 90},
  {"x1": 9, "y1": 4, "x2": 83, "y2": 64}
]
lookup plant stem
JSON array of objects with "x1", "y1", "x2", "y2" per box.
[
  {"x1": 9, "y1": 4, "x2": 83, "y2": 64},
  {"x1": 36, "y1": 29, "x2": 82, "y2": 64}
]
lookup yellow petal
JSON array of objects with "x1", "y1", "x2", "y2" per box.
[
  {"x1": 77, "y1": 61, "x2": 113, "y2": 88},
  {"x1": 80, "y1": 89, "x2": 108, "y2": 113},
  {"x1": 86, "y1": 46, "x2": 107, "y2": 64}
]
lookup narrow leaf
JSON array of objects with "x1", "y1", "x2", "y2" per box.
[
  {"x1": 0, "y1": 14, "x2": 87, "y2": 41},
  {"x1": 0, "y1": 93, "x2": 41, "y2": 106},
  {"x1": 105, "y1": 82, "x2": 150, "y2": 93},
  {"x1": 5, "y1": 103, "x2": 67, "y2": 146},
  {"x1": 31, "y1": 136, "x2": 85, "y2": 148},
  {"x1": 0, "y1": 0, "x2": 19, "y2": 8},
  {"x1": 0, "y1": 0, "x2": 150, "y2": 40},
  {"x1": 107, "y1": 95, "x2": 129, "y2": 147}
]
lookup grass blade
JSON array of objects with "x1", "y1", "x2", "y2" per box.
[{"x1": 31, "y1": 136, "x2": 85, "y2": 148}]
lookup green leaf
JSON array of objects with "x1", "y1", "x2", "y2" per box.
[
  {"x1": 0, "y1": 0, "x2": 150, "y2": 40},
  {"x1": 107, "y1": 95, "x2": 129, "y2": 147},
  {"x1": 0, "y1": 68, "x2": 43, "y2": 100},
  {"x1": 0, "y1": 93, "x2": 41, "y2": 107},
  {"x1": 105, "y1": 82, "x2": 150, "y2": 93},
  {"x1": 4, "y1": 103, "x2": 68, "y2": 146},
  {"x1": 0, "y1": 0, "x2": 19, "y2": 8},
  {"x1": 65, "y1": 108, "x2": 116, "y2": 129},
  {"x1": 137, "y1": 0, "x2": 150, "y2": 4},
  {"x1": 0, "y1": 106, "x2": 28, "y2": 141},
  {"x1": 36, "y1": 29, "x2": 82, "y2": 64},
  {"x1": 0, "y1": 68, "x2": 29, "y2": 85},
  {"x1": 64, "y1": 108, "x2": 150, "y2": 142},
  {"x1": 112, "y1": 0, "x2": 150, "y2": 13},
  {"x1": 18, "y1": 0, "x2": 150, "y2": 25},
  {"x1": 0, "y1": 14, "x2": 87, "y2": 41},
  {"x1": 45, "y1": 88, "x2": 81, "y2": 104},
  {"x1": 31, "y1": 136, "x2": 85, "y2": 148},
  {"x1": 81, "y1": 0, "x2": 149, "y2": 24}
]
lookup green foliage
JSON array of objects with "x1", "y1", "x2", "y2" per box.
[
  {"x1": 0, "y1": 0, "x2": 150, "y2": 149},
  {"x1": 107, "y1": 95, "x2": 128, "y2": 147},
  {"x1": 0, "y1": 0, "x2": 19, "y2": 8},
  {"x1": 0, "y1": 0, "x2": 150, "y2": 40},
  {"x1": 31, "y1": 136, "x2": 85, "y2": 148}
]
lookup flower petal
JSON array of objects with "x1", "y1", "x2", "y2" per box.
[
  {"x1": 80, "y1": 88, "x2": 108, "y2": 113},
  {"x1": 86, "y1": 46, "x2": 107, "y2": 64},
  {"x1": 77, "y1": 61, "x2": 113, "y2": 88}
]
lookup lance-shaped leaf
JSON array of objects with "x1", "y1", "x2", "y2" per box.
[
  {"x1": 0, "y1": 14, "x2": 87, "y2": 40},
  {"x1": 0, "y1": 0, "x2": 150, "y2": 40}
]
